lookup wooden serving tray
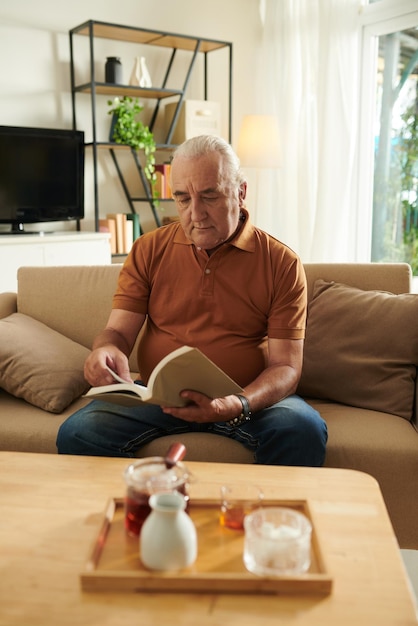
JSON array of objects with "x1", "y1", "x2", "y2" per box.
[{"x1": 81, "y1": 498, "x2": 332, "y2": 594}]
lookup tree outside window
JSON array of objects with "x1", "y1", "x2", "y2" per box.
[{"x1": 372, "y1": 27, "x2": 418, "y2": 275}]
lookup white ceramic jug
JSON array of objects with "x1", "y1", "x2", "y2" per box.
[{"x1": 140, "y1": 492, "x2": 197, "y2": 571}]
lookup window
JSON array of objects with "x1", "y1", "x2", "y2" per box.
[
  {"x1": 359, "y1": 1, "x2": 418, "y2": 275},
  {"x1": 373, "y1": 27, "x2": 418, "y2": 272}
]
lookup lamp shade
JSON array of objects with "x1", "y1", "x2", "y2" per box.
[{"x1": 237, "y1": 115, "x2": 281, "y2": 168}]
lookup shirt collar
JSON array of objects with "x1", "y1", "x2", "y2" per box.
[
  {"x1": 230, "y1": 208, "x2": 255, "y2": 252},
  {"x1": 173, "y1": 208, "x2": 256, "y2": 253}
]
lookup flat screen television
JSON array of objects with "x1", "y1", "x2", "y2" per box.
[{"x1": 0, "y1": 125, "x2": 85, "y2": 234}]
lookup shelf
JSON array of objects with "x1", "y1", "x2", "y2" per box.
[
  {"x1": 71, "y1": 20, "x2": 231, "y2": 53},
  {"x1": 75, "y1": 83, "x2": 182, "y2": 100},
  {"x1": 89, "y1": 143, "x2": 177, "y2": 152},
  {"x1": 129, "y1": 196, "x2": 174, "y2": 203},
  {"x1": 70, "y1": 19, "x2": 232, "y2": 231}
]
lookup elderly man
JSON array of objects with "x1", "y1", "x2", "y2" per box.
[{"x1": 57, "y1": 135, "x2": 327, "y2": 464}]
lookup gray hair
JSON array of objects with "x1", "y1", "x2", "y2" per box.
[{"x1": 171, "y1": 135, "x2": 246, "y2": 186}]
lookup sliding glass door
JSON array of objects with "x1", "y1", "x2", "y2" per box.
[
  {"x1": 359, "y1": 3, "x2": 418, "y2": 274},
  {"x1": 373, "y1": 26, "x2": 418, "y2": 271}
]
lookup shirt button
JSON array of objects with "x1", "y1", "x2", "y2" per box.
[{"x1": 205, "y1": 269, "x2": 211, "y2": 275}]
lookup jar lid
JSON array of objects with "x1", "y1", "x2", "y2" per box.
[{"x1": 124, "y1": 457, "x2": 188, "y2": 491}]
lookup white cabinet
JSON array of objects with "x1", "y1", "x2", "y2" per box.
[{"x1": 0, "y1": 232, "x2": 111, "y2": 292}]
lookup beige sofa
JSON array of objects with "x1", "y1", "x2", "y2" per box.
[{"x1": 0, "y1": 263, "x2": 417, "y2": 549}]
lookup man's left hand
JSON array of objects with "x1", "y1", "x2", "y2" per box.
[{"x1": 161, "y1": 390, "x2": 242, "y2": 423}]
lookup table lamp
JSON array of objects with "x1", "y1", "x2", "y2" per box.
[
  {"x1": 237, "y1": 115, "x2": 281, "y2": 169},
  {"x1": 237, "y1": 115, "x2": 281, "y2": 222}
]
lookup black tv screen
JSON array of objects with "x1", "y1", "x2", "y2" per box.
[{"x1": 0, "y1": 125, "x2": 85, "y2": 233}]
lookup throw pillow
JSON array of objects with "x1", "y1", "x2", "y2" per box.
[
  {"x1": 297, "y1": 280, "x2": 418, "y2": 420},
  {"x1": 0, "y1": 313, "x2": 90, "y2": 413}
]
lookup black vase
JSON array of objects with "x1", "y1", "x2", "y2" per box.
[{"x1": 105, "y1": 57, "x2": 123, "y2": 84}]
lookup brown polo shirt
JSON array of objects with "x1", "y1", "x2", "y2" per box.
[{"x1": 113, "y1": 211, "x2": 307, "y2": 387}]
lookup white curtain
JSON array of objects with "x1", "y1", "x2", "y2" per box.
[{"x1": 250, "y1": 0, "x2": 361, "y2": 262}]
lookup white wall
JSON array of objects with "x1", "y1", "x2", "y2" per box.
[{"x1": 0, "y1": 0, "x2": 260, "y2": 233}]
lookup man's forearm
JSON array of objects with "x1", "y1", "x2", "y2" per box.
[
  {"x1": 92, "y1": 328, "x2": 132, "y2": 356},
  {"x1": 243, "y1": 363, "x2": 301, "y2": 413}
]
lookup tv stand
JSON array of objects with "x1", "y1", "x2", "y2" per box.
[
  {"x1": 0, "y1": 231, "x2": 42, "y2": 236},
  {"x1": 0, "y1": 232, "x2": 112, "y2": 291},
  {"x1": 0, "y1": 222, "x2": 47, "y2": 235}
]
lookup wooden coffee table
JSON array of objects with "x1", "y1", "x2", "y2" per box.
[{"x1": 0, "y1": 451, "x2": 416, "y2": 625}]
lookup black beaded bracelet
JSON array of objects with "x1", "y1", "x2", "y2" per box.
[{"x1": 226, "y1": 394, "x2": 252, "y2": 427}]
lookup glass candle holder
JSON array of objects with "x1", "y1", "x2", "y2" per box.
[{"x1": 243, "y1": 507, "x2": 312, "y2": 575}]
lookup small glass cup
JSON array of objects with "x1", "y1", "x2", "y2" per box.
[
  {"x1": 219, "y1": 484, "x2": 264, "y2": 530},
  {"x1": 243, "y1": 507, "x2": 312, "y2": 576},
  {"x1": 123, "y1": 457, "x2": 190, "y2": 536}
]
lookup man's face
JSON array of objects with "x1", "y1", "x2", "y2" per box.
[{"x1": 171, "y1": 151, "x2": 245, "y2": 251}]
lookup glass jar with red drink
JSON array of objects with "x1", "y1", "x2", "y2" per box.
[{"x1": 123, "y1": 457, "x2": 190, "y2": 536}]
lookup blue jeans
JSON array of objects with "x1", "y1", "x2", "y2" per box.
[{"x1": 56, "y1": 395, "x2": 327, "y2": 466}]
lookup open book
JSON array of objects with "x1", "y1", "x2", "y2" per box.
[{"x1": 84, "y1": 345, "x2": 244, "y2": 407}]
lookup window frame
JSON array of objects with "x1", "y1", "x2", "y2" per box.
[{"x1": 356, "y1": 0, "x2": 418, "y2": 261}]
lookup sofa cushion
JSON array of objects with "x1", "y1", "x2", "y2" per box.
[
  {"x1": 297, "y1": 280, "x2": 418, "y2": 420},
  {"x1": 0, "y1": 313, "x2": 90, "y2": 413}
]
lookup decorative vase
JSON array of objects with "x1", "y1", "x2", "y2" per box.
[
  {"x1": 140, "y1": 492, "x2": 197, "y2": 571},
  {"x1": 129, "y1": 56, "x2": 152, "y2": 87},
  {"x1": 139, "y1": 56, "x2": 152, "y2": 87},
  {"x1": 105, "y1": 57, "x2": 123, "y2": 84},
  {"x1": 129, "y1": 56, "x2": 141, "y2": 86}
]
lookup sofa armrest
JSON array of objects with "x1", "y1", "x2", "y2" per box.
[{"x1": 0, "y1": 292, "x2": 17, "y2": 319}]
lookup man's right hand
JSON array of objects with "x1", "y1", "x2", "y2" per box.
[
  {"x1": 84, "y1": 308, "x2": 146, "y2": 387},
  {"x1": 84, "y1": 347, "x2": 133, "y2": 387}
]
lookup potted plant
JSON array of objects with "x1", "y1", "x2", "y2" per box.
[{"x1": 108, "y1": 96, "x2": 156, "y2": 192}]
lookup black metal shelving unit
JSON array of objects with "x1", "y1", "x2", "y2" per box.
[{"x1": 69, "y1": 20, "x2": 233, "y2": 230}]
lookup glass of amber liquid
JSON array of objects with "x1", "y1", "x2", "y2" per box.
[
  {"x1": 123, "y1": 457, "x2": 190, "y2": 536},
  {"x1": 220, "y1": 484, "x2": 264, "y2": 530}
]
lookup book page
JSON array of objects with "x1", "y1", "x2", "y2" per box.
[{"x1": 149, "y1": 347, "x2": 243, "y2": 407}]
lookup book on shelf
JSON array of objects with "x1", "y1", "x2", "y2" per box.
[
  {"x1": 126, "y1": 213, "x2": 141, "y2": 240},
  {"x1": 99, "y1": 218, "x2": 117, "y2": 254},
  {"x1": 107, "y1": 212, "x2": 126, "y2": 253},
  {"x1": 154, "y1": 163, "x2": 172, "y2": 199},
  {"x1": 124, "y1": 218, "x2": 133, "y2": 252},
  {"x1": 105, "y1": 212, "x2": 141, "y2": 254},
  {"x1": 84, "y1": 345, "x2": 243, "y2": 408}
]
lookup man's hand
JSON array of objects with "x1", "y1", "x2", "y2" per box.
[
  {"x1": 162, "y1": 391, "x2": 243, "y2": 424},
  {"x1": 84, "y1": 309, "x2": 145, "y2": 387},
  {"x1": 84, "y1": 347, "x2": 133, "y2": 387}
]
